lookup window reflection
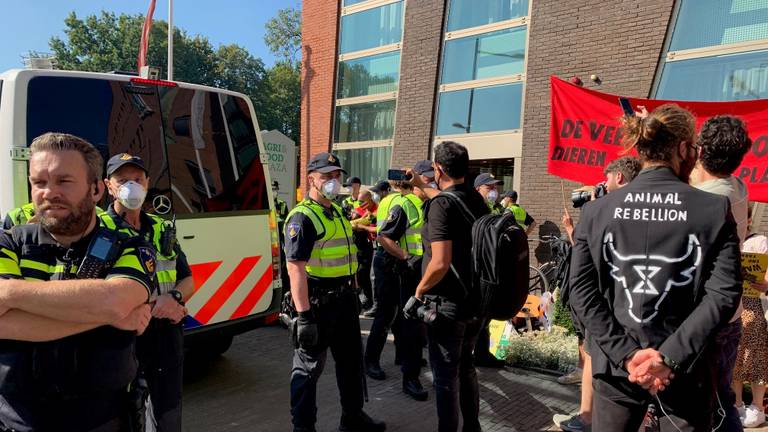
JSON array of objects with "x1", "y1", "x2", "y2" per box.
[
  {"x1": 334, "y1": 100, "x2": 396, "y2": 142},
  {"x1": 338, "y1": 51, "x2": 400, "y2": 98},
  {"x1": 340, "y1": 2, "x2": 404, "y2": 54},
  {"x1": 670, "y1": 0, "x2": 768, "y2": 51},
  {"x1": 335, "y1": 147, "x2": 392, "y2": 185},
  {"x1": 441, "y1": 28, "x2": 526, "y2": 84},
  {"x1": 447, "y1": 0, "x2": 528, "y2": 32},
  {"x1": 436, "y1": 83, "x2": 523, "y2": 135}
]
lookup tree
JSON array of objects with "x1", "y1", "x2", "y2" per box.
[
  {"x1": 264, "y1": 7, "x2": 301, "y2": 64},
  {"x1": 262, "y1": 7, "x2": 301, "y2": 144}
]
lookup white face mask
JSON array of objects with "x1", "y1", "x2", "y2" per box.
[
  {"x1": 486, "y1": 189, "x2": 498, "y2": 204},
  {"x1": 116, "y1": 181, "x2": 147, "y2": 210},
  {"x1": 371, "y1": 192, "x2": 381, "y2": 204},
  {"x1": 428, "y1": 182, "x2": 438, "y2": 189},
  {"x1": 319, "y1": 178, "x2": 341, "y2": 200}
]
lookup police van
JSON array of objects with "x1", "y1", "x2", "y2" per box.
[{"x1": 0, "y1": 69, "x2": 283, "y2": 354}]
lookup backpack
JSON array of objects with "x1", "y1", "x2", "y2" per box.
[{"x1": 443, "y1": 192, "x2": 530, "y2": 320}]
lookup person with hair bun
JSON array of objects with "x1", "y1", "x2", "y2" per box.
[{"x1": 569, "y1": 104, "x2": 743, "y2": 431}]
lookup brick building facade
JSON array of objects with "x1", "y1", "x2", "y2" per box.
[{"x1": 300, "y1": 0, "x2": 768, "y2": 240}]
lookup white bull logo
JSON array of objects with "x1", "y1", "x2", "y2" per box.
[{"x1": 602, "y1": 232, "x2": 701, "y2": 323}]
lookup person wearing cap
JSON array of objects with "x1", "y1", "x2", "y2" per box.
[
  {"x1": 361, "y1": 180, "x2": 391, "y2": 319},
  {"x1": 342, "y1": 176, "x2": 363, "y2": 220},
  {"x1": 412, "y1": 160, "x2": 436, "y2": 201},
  {"x1": 364, "y1": 178, "x2": 428, "y2": 401},
  {"x1": 474, "y1": 173, "x2": 504, "y2": 215},
  {"x1": 284, "y1": 153, "x2": 386, "y2": 432},
  {"x1": 273, "y1": 180, "x2": 290, "y2": 237},
  {"x1": 100, "y1": 152, "x2": 193, "y2": 431},
  {"x1": 0, "y1": 133, "x2": 155, "y2": 431},
  {"x1": 502, "y1": 190, "x2": 536, "y2": 235}
]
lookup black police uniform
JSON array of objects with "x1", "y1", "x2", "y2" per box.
[
  {"x1": 421, "y1": 183, "x2": 489, "y2": 432},
  {"x1": 569, "y1": 167, "x2": 742, "y2": 431},
  {"x1": 0, "y1": 222, "x2": 156, "y2": 432},
  {"x1": 104, "y1": 205, "x2": 191, "y2": 432},
  {"x1": 364, "y1": 199, "x2": 424, "y2": 391}
]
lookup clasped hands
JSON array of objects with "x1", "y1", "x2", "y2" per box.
[{"x1": 624, "y1": 348, "x2": 674, "y2": 395}]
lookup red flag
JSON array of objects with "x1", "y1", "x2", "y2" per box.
[
  {"x1": 137, "y1": 0, "x2": 157, "y2": 72},
  {"x1": 548, "y1": 76, "x2": 768, "y2": 203}
]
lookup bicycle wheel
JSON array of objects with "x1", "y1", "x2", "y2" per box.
[{"x1": 529, "y1": 265, "x2": 549, "y2": 295}]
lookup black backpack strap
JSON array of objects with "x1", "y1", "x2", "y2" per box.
[{"x1": 435, "y1": 191, "x2": 476, "y2": 298}]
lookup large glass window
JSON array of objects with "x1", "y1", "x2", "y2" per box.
[
  {"x1": 343, "y1": 0, "x2": 370, "y2": 5},
  {"x1": 337, "y1": 51, "x2": 400, "y2": 98},
  {"x1": 447, "y1": 0, "x2": 528, "y2": 32},
  {"x1": 334, "y1": 100, "x2": 396, "y2": 143},
  {"x1": 657, "y1": 50, "x2": 768, "y2": 101},
  {"x1": 436, "y1": 83, "x2": 523, "y2": 135},
  {"x1": 335, "y1": 146, "x2": 392, "y2": 185},
  {"x1": 340, "y1": 2, "x2": 404, "y2": 54},
  {"x1": 670, "y1": 0, "x2": 768, "y2": 51},
  {"x1": 441, "y1": 27, "x2": 526, "y2": 84}
]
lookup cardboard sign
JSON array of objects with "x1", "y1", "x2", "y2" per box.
[{"x1": 742, "y1": 252, "x2": 768, "y2": 298}]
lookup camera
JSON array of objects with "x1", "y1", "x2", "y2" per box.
[
  {"x1": 571, "y1": 183, "x2": 607, "y2": 208},
  {"x1": 403, "y1": 296, "x2": 438, "y2": 324}
]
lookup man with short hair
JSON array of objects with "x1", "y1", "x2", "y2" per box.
[
  {"x1": 603, "y1": 156, "x2": 642, "y2": 193},
  {"x1": 474, "y1": 173, "x2": 504, "y2": 214},
  {"x1": 0, "y1": 132, "x2": 155, "y2": 431},
  {"x1": 284, "y1": 153, "x2": 385, "y2": 432},
  {"x1": 364, "y1": 179, "x2": 428, "y2": 400},
  {"x1": 409, "y1": 141, "x2": 489, "y2": 432},
  {"x1": 689, "y1": 115, "x2": 751, "y2": 430},
  {"x1": 101, "y1": 153, "x2": 193, "y2": 432},
  {"x1": 502, "y1": 191, "x2": 536, "y2": 235}
]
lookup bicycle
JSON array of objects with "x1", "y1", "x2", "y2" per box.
[{"x1": 528, "y1": 234, "x2": 571, "y2": 295}]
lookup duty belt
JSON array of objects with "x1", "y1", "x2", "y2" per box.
[{"x1": 308, "y1": 277, "x2": 355, "y2": 305}]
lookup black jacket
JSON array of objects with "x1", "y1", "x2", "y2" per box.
[{"x1": 569, "y1": 167, "x2": 742, "y2": 377}]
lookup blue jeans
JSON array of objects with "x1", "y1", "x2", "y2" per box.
[{"x1": 715, "y1": 319, "x2": 743, "y2": 432}]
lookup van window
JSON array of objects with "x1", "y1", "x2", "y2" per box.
[{"x1": 25, "y1": 76, "x2": 268, "y2": 215}]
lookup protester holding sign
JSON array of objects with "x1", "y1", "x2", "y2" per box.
[{"x1": 569, "y1": 104, "x2": 742, "y2": 431}]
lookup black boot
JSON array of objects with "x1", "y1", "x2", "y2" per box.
[
  {"x1": 339, "y1": 410, "x2": 386, "y2": 432},
  {"x1": 402, "y1": 377, "x2": 428, "y2": 401},
  {"x1": 365, "y1": 362, "x2": 386, "y2": 380}
]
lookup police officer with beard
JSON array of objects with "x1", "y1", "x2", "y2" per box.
[
  {"x1": 284, "y1": 153, "x2": 385, "y2": 432},
  {"x1": 569, "y1": 105, "x2": 742, "y2": 431},
  {"x1": 100, "y1": 154, "x2": 193, "y2": 432},
  {"x1": 0, "y1": 133, "x2": 154, "y2": 431}
]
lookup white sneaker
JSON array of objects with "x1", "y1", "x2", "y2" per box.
[
  {"x1": 557, "y1": 368, "x2": 583, "y2": 385},
  {"x1": 737, "y1": 403, "x2": 746, "y2": 421},
  {"x1": 742, "y1": 404, "x2": 765, "y2": 428}
]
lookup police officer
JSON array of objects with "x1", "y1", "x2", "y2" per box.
[
  {"x1": 0, "y1": 133, "x2": 155, "y2": 431},
  {"x1": 342, "y1": 176, "x2": 363, "y2": 219},
  {"x1": 100, "y1": 153, "x2": 193, "y2": 432},
  {"x1": 285, "y1": 152, "x2": 386, "y2": 432},
  {"x1": 364, "y1": 180, "x2": 428, "y2": 401},
  {"x1": 501, "y1": 190, "x2": 536, "y2": 235},
  {"x1": 273, "y1": 180, "x2": 290, "y2": 237},
  {"x1": 1, "y1": 203, "x2": 35, "y2": 229},
  {"x1": 474, "y1": 173, "x2": 504, "y2": 215}
]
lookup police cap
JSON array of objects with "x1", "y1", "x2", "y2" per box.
[
  {"x1": 369, "y1": 180, "x2": 391, "y2": 194},
  {"x1": 413, "y1": 160, "x2": 434, "y2": 178},
  {"x1": 473, "y1": 173, "x2": 503, "y2": 188},
  {"x1": 107, "y1": 153, "x2": 149, "y2": 177},
  {"x1": 307, "y1": 152, "x2": 347, "y2": 174}
]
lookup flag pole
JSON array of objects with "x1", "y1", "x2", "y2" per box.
[{"x1": 167, "y1": 0, "x2": 174, "y2": 80}]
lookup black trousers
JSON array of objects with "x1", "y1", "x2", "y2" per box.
[
  {"x1": 365, "y1": 250, "x2": 402, "y2": 366},
  {"x1": 356, "y1": 241, "x2": 374, "y2": 306},
  {"x1": 137, "y1": 320, "x2": 184, "y2": 432},
  {"x1": 592, "y1": 354, "x2": 717, "y2": 432},
  {"x1": 428, "y1": 315, "x2": 483, "y2": 432},
  {"x1": 0, "y1": 392, "x2": 126, "y2": 432},
  {"x1": 290, "y1": 289, "x2": 365, "y2": 432}
]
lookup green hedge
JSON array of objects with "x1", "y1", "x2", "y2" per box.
[{"x1": 502, "y1": 326, "x2": 579, "y2": 373}]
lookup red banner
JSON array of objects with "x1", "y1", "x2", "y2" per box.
[
  {"x1": 548, "y1": 76, "x2": 768, "y2": 203},
  {"x1": 137, "y1": 0, "x2": 157, "y2": 71}
]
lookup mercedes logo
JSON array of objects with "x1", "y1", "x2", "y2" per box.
[{"x1": 153, "y1": 195, "x2": 172, "y2": 215}]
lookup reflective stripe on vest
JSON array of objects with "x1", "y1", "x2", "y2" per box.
[
  {"x1": 375, "y1": 194, "x2": 400, "y2": 233},
  {"x1": 398, "y1": 194, "x2": 423, "y2": 256},
  {"x1": 287, "y1": 200, "x2": 358, "y2": 278}
]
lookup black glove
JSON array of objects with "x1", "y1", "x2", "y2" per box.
[
  {"x1": 296, "y1": 311, "x2": 318, "y2": 349},
  {"x1": 406, "y1": 255, "x2": 422, "y2": 272}
]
